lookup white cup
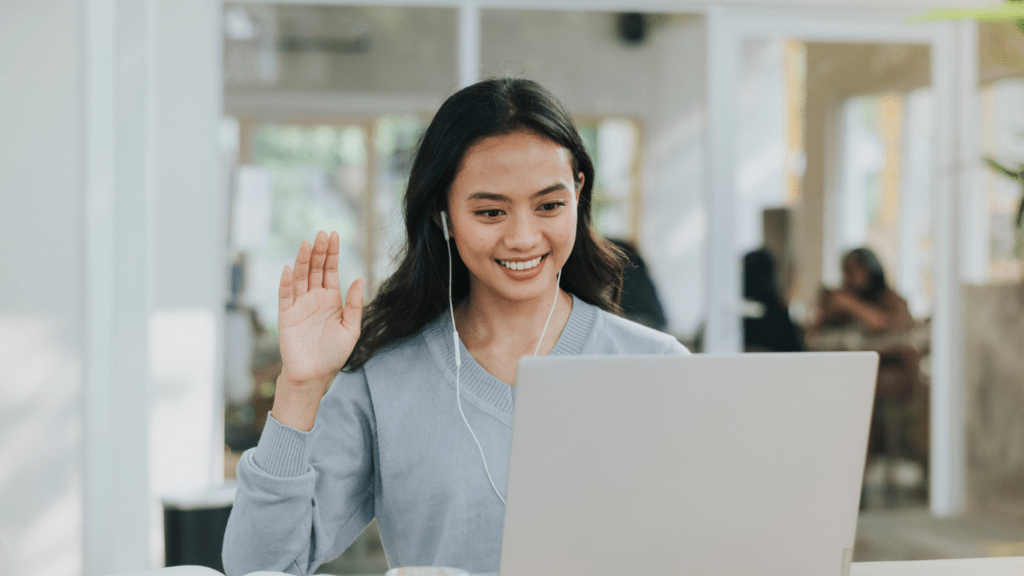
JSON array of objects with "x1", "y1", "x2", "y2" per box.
[{"x1": 384, "y1": 567, "x2": 469, "y2": 576}]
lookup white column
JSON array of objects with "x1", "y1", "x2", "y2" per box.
[
  {"x1": 148, "y1": 0, "x2": 227, "y2": 565},
  {"x1": 458, "y1": 0, "x2": 481, "y2": 88},
  {"x1": 703, "y1": 6, "x2": 742, "y2": 353},
  {"x1": 837, "y1": 100, "x2": 869, "y2": 253},
  {"x1": 958, "y1": 24, "x2": 986, "y2": 285},
  {"x1": 929, "y1": 20, "x2": 976, "y2": 518},
  {"x1": 898, "y1": 88, "x2": 933, "y2": 317},
  {"x1": 820, "y1": 91, "x2": 845, "y2": 289},
  {"x1": 83, "y1": 0, "x2": 154, "y2": 573}
]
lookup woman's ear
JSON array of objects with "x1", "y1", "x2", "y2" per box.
[
  {"x1": 434, "y1": 211, "x2": 451, "y2": 240},
  {"x1": 576, "y1": 172, "x2": 585, "y2": 202}
]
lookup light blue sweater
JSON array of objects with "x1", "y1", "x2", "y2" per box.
[{"x1": 222, "y1": 295, "x2": 688, "y2": 576}]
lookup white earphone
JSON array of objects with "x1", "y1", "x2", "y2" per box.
[{"x1": 440, "y1": 211, "x2": 560, "y2": 506}]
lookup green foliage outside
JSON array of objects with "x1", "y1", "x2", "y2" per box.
[{"x1": 252, "y1": 125, "x2": 366, "y2": 259}]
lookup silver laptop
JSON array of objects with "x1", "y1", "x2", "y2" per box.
[{"x1": 500, "y1": 352, "x2": 878, "y2": 576}]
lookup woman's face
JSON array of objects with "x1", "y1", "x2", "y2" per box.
[
  {"x1": 841, "y1": 257, "x2": 870, "y2": 293},
  {"x1": 447, "y1": 130, "x2": 582, "y2": 308}
]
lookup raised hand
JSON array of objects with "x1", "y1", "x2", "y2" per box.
[{"x1": 273, "y1": 230, "x2": 364, "y2": 430}]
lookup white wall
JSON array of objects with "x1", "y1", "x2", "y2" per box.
[
  {"x1": 0, "y1": 1, "x2": 84, "y2": 575},
  {"x1": 480, "y1": 10, "x2": 654, "y2": 116},
  {"x1": 225, "y1": 5, "x2": 458, "y2": 95},
  {"x1": 0, "y1": 1, "x2": 226, "y2": 574}
]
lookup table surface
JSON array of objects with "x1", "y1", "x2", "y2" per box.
[
  {"x1": 850, "y1": 556, "x2": 1024, "y2": 575},
  {"x1": 113, "y1": 556, "x2": 1024, "y2": 576},
  {"x1": 362, "y1": 557, "x2": 1024, "y2": 576}
]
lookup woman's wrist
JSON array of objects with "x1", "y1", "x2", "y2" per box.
[{"x1": 270, "y1": 369, "x2": 331, "y2": 432}]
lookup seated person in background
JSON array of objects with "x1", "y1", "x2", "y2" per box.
[
  {"x1": 742, "y1": 249, "x2": 802, "y2": 352},
  {"x1": 814, "y1": 247, "x2": 912, "y2": 333},
  {"x1": 607, "y1": 238, "x2": 669, "y2": 332},
  {"x1": 814, "y1": 248, "x2": 920, "y2": 459}
]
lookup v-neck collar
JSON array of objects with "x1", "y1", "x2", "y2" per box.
[{"x1": 421, "y1": 293, "x2": 598, "y2": 418}]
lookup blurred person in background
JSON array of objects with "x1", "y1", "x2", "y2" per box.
[
  {"x1": 607, "y1": 238, "x2": 668, "y2": 332},
  {"x1": 812, "y1": 247, "x2": 920, "y2": 460},
  {"x1": 742, "y1": 248, "x2": 802, "y2": 352},
  {"x1": 813, "y1": 247, "x2": 912, "y2": 334}
]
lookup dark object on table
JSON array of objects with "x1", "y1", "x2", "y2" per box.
[
  {"x1": 163, "y1": 485, "x2": 236, "y2": 572},
  {"x1": 742, "y1": 249, "x2": 802, "y2": 352},
  {"x1": 608, "y1": 238, "x2": 668, "y2": 331}
]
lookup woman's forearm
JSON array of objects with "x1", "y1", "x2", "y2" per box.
[{"x1": 843, "y1": 298, "x2": 890, "y2": 332}]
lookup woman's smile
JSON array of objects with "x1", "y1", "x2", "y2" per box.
[
  {"x1": 497, "y1": 254, "x2": 546, "y2": 271},
  {"x1": 497, "y1": 254, "x2": 548, "y2": 282}
]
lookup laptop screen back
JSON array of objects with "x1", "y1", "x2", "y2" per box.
[{"x1": 500, "y1": 352, "x2": 878, "y2": 576}]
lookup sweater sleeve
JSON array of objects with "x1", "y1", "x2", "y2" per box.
[
  {"x1": 222, "y1": 369, "x2": 377, "y2": 576},
  {"x1": 664, "y1": 337, "x2": 691, "y2": 356}
]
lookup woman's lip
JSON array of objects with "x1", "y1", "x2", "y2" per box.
[
  {"x1": 497, "y1": 254, "x2": 547, "y2": 278},
  {"x1": 495, "y1": 254, "x2": 548, "y2": 270},
  {"x1": 495, "y1": 254, "x2": 547, "y2": 263}
]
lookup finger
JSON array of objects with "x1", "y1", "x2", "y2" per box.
[
  {"x1": 325, "y1": 231, "x2": 341, "y2": 291},
  {"x1": 278, "y1": 265, "x2": 294, "y2": 313},
  {"x1": 308, "y1": 231, "x2": 328, "y2": 290},
  {"x1": 341, "y1": 278, "x2": 365, "y2": 333},
  {"x1": 293, "y1": 240, "x2": 312, "y2": 297}
]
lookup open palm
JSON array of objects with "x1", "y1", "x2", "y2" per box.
[{"x1": 277, "y1": 230, "x2": 364, "y2": 388}]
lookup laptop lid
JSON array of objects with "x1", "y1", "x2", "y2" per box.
[{"x1": 500, "y1": 352, "x2": 878, "y2": 576}]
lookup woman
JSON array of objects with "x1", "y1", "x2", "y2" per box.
[
  {"x1": 814, "y1": 247, "x2": 911, "y2": 333},
  {"x1": 222, "y1": 78, "x2": 688, "y2": 576},
  {"x1": 812, "y1": 247, "x2": 918, "y2": 454}
]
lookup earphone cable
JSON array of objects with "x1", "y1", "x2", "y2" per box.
[
  {"x1": 441, "y1": 212, "x2": 561, "y2": 507},
  {"x1": 443, "y1": 212, "x2": 507, "y2": 506},
  {"x1": 533, "y1": 269, "x2": 561, "y2": 356}
]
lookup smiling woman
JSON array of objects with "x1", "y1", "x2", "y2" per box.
[{"x1": 222, "y1": 78, "x2": 688, "y2": 576}]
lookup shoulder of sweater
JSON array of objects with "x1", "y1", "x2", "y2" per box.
[
  {"x1": 365, "y1": 334, "x2": 428, "y2": 368},
  {"x1": 585, "y1": 307, "x2": 689, "y2": 355},
  {"x1": 321, "y1": 365, "x2": 371, "y2": 410},
  {"x1": 361, "y1": 321, "x2": 438, "y2": 384}
]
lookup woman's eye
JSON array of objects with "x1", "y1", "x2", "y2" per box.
[
  {"x1": 476, "y1": 209, "x2": 503, "y2": 218},
  {"x1": 539, "y1": 202, "x2": 566, "y2": 212}
]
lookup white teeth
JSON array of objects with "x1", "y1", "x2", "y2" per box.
[{"x1": 501, "y1": 256, "x2": 542, "y2": 271}]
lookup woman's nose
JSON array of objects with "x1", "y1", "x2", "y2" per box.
[{"x1": 504, "y1": 212, "x2": 541, "y2": 249}]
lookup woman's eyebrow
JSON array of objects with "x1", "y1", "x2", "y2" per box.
[{"x1": 466, "y1": 182, "x2": 571, "y2": 203}]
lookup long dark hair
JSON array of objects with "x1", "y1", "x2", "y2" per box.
[
  {"x1": 843, "y1": 247, "x2": 887, "y2": 302},
  {"x1": 344, "y1": 78, "x2": 624, "y2": 370}
]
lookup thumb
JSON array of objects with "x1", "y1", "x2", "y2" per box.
[{"x1": 342, "y1": 278, "x2": 365, "y2": 333}]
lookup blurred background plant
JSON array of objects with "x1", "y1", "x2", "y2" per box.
[{"x1": 923, "y1": 0, "x2": 1024, "y2": 255}]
